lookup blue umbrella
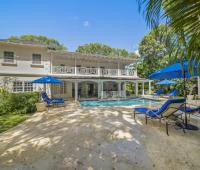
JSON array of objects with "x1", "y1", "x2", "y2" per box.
[
  {"x1": 32, "y1": 76, "x2": 63, "y2": 84},
  {"x1": 156, "y1": 79, "x2": 177, "y2": 85},
  {"x1": 149, "y1": 60, "x2": 199, "y2": 130},
  {"x1": 149, "y1": 61, "x2": 198, "y2": 80}
]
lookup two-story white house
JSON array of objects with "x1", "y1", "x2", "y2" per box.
[{"x1": 0, "y1": 39, "x2": 151, "y2": 101}]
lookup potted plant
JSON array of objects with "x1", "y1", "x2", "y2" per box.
[{"x1": 35, "y1": 92, "x2": 47, "y2": 112}]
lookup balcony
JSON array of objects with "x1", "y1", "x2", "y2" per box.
[{"x1": 52, "y1": 66, "x2": 137, "y2": 77}]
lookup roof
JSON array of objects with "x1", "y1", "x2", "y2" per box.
[
  {"x1": 49, "y1": 50, "x2": 137, "y2": 63},
  {"x1": 0, "y1": 39, "x2": 137, "y2": 63},
  {"x1": 0, "y1": 39, "x2": 47, "y2": 48}
]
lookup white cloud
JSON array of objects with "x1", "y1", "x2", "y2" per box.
[{"x1": 83, "y1": 21, "x2": 90, "y2": 27}]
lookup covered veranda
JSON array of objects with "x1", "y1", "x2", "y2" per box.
[{"x1": 72, "y1": 78, "x2": 153, "y2": 101}]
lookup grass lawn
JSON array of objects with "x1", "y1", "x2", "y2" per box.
[{"x1": 0, "y1": 114, "x2": 30, "y2": 133}]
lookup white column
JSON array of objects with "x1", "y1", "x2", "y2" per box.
[
  {"x1": 98, "y1": 81, "x2": 101, "y2": 98},
  {"x1": 74, "y1": 56, "x2": 77, "y2": 75},
  {"x1": 142, "y1": 82, "x2": 145, "y2": 96},
  {"x1": 198, "y1": 77, "x2": 200, "y2": 96},
  {"x1": 50, "y1": 52, "x2": 53, "y2": 74},
  {"x1": 149, "y1": 81, "x2": 152, "y2": 94},
  {"x1": 135, "y1": 82, "x2": 138, "y2": 96},
  {"x1": 75, "y1": 81, "x2": 78, "y2": 101},
  {"x1": 123, "y1": 82, "x2": 127, "y2": 98},
  {"x1": 118, "y1": 81, "x2": 121, "y2": 97},
  {"x1": 101, "y1": 81, "x2": 104, "y2": 99},
  {"x1": 117, "y1": 61, "x2": 120, "y2": 76}
]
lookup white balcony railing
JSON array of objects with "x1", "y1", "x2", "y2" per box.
[
  {"x1": 52, "y1": 66, "x2": 137, "y2": 77},
  {"x1": 53, "y1": 66, "x2": 75, "y2": 74},
  {"x1": 101, "y1": 91, "x2": 126, "y2": 98}
]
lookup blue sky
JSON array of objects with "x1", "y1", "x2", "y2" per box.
[{"x1": 0, "y1": 0, "x2": 149, "y2": 52}]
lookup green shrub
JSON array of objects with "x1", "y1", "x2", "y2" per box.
[{"x1": 0, "y1": 91, "x2": 39, "y2": 115}]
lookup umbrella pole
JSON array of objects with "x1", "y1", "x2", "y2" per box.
[{"x1": 183, "y1": 70, "x2": 188, "y2": 127}]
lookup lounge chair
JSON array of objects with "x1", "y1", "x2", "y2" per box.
[
  {"x1": 166, "y1": 89, "x2": 178, "y2": 97},
  {"x1": 180, "y1": 105, "x2": 200, "y2": 114},
  {"x1": 133, "y1": 98, "x2": 186, "y2": 135},
  {"x1": 41, "y1": 92, "x2": 65, "y2": 107},
  {"x1": 152, "y1": 89, "x2": 164, "y2": 96}
]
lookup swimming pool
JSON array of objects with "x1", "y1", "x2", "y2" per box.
[{"x1": 80, "y1": 98, "x2": 159, "y2": 107}]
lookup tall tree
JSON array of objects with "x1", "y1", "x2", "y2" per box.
[
  {"x1": 9, "y1": 35, "x2": 67, "y2": 50},
  {"x1": 137, "y1": 24, "x2": 177, "y2": 77},
  {"x1": 76, "y1": 43, "x2": 137, "y2": 58},
  {"x1": 137, "y1": 0, "x2": 200, "y2": 65}
]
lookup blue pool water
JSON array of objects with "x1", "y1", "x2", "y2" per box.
[{"x1": 80, "y1": 98, "x2": 159, "y2": 107}]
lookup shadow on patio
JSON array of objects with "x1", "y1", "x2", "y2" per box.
[{"x1": 0, "y1": 104, "x2": 200, "y2": 170}]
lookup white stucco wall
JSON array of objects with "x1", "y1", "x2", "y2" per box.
[{"x1": 0, "y1": 43, "x2": 51, "y2": 75}]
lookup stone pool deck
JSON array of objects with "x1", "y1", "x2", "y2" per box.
[{"x1": 0, "y1": 102, "x2": 200, "y2": 170}]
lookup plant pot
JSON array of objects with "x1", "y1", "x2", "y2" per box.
[
  {"x1": 36, "y1": 102, "x2": 46, "y2": 112},
  {"x1": 187, "y1": 95, "x2": 194, "y2": 100}
]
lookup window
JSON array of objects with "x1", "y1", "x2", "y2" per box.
[
  {"x1": 13, "y1": 81, "x2": 33, "y2": 92},
  {"x1": 32, "y1": 54, "x2": 41, "y2": 64},
  {"x1": 13, "y1": 81, "x2": 23, "y2": 92},
  {"x1": 4, "y1": 51, "x2": 14, "y2": 63},
  {"x1": 52, "y1": 81, "x2": 67, "y2": 95},
  {"x1": 24, "y1": 82, "x2": 33, "y2": 92}
]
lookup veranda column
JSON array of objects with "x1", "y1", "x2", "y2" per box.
[
  {"x1": 123, "y1": 82, "x2": 127, "y2": 98},
  {"x1": 149, "y1": 81, "x2": 152, "y2": 94},
  {"x1": 75, "y1": 81, "x2": 78, "y2": 101},
  {"x1": 118, "y1": 81, "x2": 121, "y2": 97},
  {"x1": 98, "y1": 81, "x2": 101, "y2": 98},
  {"x1": 198, "y1": 77, "x2": 200, "y2": 96},
  {"x1": 101, "y1": 81, "x2": 104, "y2": 99},
  {"x1": 142, "y1": 82, "x2": 145, "y2": 96},
  {"x1": 135, "y1": 82, "x2": 138, "y2": 96}
]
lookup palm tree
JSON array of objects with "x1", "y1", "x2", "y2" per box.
[{"x1": 137, "y1": 0, "x2": 200, "y2": 65}]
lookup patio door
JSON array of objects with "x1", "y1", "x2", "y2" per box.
[{"x1": 51, "y1": 81, "x2": 68, "y2": 99}]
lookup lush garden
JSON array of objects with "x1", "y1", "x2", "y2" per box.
[{"x1": 0, "y1": 89, "x2": 39, "y2": 133}]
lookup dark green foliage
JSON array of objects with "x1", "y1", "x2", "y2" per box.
[
  {"x1": 137, "y1": 0, "x2": 200, "y2": 69},
  {"x1": 0, "y1": 92, "x2": 39, "y2": 115},
  {"x1": 9, "y1": 35, "x2": 67, "y2": 50},
  {"x1": 0, "y1": 114, "x2": 29, "y2": 133},
  {"x1": 76, "y1": 43, "x2": 138, "y2": 58},
  {"x1": 137, "y1": 24, "x2": 177, "y2": 78}
]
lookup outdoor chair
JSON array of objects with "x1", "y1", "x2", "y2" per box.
[
  {"x1": 179, "y1": 104, "x2": 200, "y2": 120},
  {"x1": 152, "y1": 89, "x2": 164, "y2": 96},
  {"x1": 133, "y1": 98, "x2": 186, "y2": 135},
  {"x1": 166, "y1": 89, "x2": 178, "y2": 97},
  {"x1": 41, "y1": 92, "x2": 65, "y2": 107}
]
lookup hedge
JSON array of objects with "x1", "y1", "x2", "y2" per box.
[{"x1": 0, "y1": 91, "x2": 39, "y2": 115}]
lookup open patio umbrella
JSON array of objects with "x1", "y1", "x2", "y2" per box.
[
  {"x1": 149, "y1": 60, "x2": 199, "y2": 130},
  {"x1": 32, "y1": 76, "x2": 63, "y2": 98},
  {"x1": 150, "y1": 61, "x2": 199, "y2": 79},
  {"x1": 156, "y1": 79, "x2": 177, "y2": 85},
  {"x1": 32, "y1": 76, "x2": 63, "y2": 84}
]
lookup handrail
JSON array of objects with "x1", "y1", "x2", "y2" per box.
[{"x1": 52, "y1": 66, "x2": 137, "y2": 77}]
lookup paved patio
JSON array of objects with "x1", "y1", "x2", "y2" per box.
[{"x1": 0, "y1": 102, "x2": 200, "y2": 170}]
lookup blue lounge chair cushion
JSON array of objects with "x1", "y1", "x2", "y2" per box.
[
  {"x1": 134, "y1": 108, "x2": 159, "y2": 117},
  {"x1": 152, "y1": 89, "x2": 164, "y2": 96},
  {"x1": 41, "y1": 92, "x2": 64, "y2": 104},
  {"x1": 167, "y1": 89, "x2": 178, "y2": 96},
  {"x1": 133, "y1": 98, "x2": 186, "y2": 118},
  {"x1": 180, "y1": 106, "x2": 200, "y2": 113}
]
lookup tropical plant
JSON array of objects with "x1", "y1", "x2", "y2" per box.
[
  {"x1": 137, "y1": 0, "x2": 200, "y2": 65},
  {"x1": 9, "y1": 35, "x2": 67, "y2": 50},
  {"x1": 137, "y1": 24, "x2": 177, "y2": 77},
  {"x1": 76, "y1": 43, "x2": 138, "y2": 58},
  {"x1": 0, "y1": 91, "x2": 39, "y2": 115}
]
